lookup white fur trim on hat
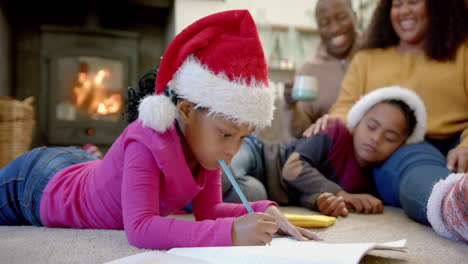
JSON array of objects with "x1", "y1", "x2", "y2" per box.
[
  {"x1": 347, "y1": 86, "x2": 427, "y2": 144},
  {"x1": 168, "y1": 55, "x2": 275, "y2": 129},
  {"x1": 427, "y1": 173, "x2": 464, "y2": 241},
  {"x1": 138, "y1": 95, "x2": 178, "y2": 132}
]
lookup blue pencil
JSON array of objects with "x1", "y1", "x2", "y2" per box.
[{"x1": 219, "y1": 160, "x2": 254, "y2": 213}]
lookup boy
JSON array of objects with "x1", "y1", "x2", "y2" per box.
[{"x1": 224, "y1": 86, "x2": 426, "y2": 217}]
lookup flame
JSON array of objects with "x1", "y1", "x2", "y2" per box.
[
  {"x1": 96, "y1": 94, "x2": 122, "y2": 115},
  {"x1": 94, "y1": 70, "x2": 109, "y2": 86},
  {"x1": 73, "y1": 68, "x2": 123, "y2": 116},
  {"x1": 97, "y1": 103, "x2": 107, "y2": 115}
]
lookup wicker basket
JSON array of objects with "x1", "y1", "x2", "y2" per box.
[{"x1": 0, "y1": 96, "x2": 35, "y2": 168}]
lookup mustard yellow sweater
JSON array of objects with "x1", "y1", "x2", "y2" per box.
[{"x1": 330, "y1": 42, "x2": 468, "y2": 147}]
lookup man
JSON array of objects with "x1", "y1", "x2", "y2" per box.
[{"x1": 285, "y1": 0, "x2": 359, "y2": 138}]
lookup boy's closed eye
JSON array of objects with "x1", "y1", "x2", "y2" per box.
[
  {"x1": 366, "y1": 117, "x2": 404, "y2": 143},
  {"x1": 384, "y1": 132, "x2": 400, "y2": 143},
  {"x1": 366, "y1": 120, "x2": 378, "y2": 131}
]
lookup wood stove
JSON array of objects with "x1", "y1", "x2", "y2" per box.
[{"x1": 40, "y1": 26, "x2": 139, "y2": 146}]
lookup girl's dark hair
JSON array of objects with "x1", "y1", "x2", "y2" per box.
[
  {"x1": 360, "y1": 0, "x2": 468, "y2": 61},
  {"x1": 126, "y1": 69, "x2": 179, "y2": 123},
  {"x1": 126, "y1": 69, "x2": 157, "y2": 123},
  {"x1": 380, "y1": 99, "x2": 417, "y2": 137}
]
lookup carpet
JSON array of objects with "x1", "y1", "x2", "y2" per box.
[{"x1": 0, "y1": 206, "x2": 466, "y2": 263}]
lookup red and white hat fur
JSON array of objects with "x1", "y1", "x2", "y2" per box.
[
  {"x1": 427, "y1": 173, "x2": 468, "y2": 242},
  {"x1": 138, "y1": 10, "x2": 274, "y2": 133},
  {"x1": 347, "y1": 86, "x2": 427, "y2": 144}
]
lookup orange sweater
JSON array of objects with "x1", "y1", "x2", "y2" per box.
[{"x1": 330, "y1": 42, "x2": 468, "y2": 147}]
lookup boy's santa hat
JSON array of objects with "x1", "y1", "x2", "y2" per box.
[
  {"x1": 138, "y1": 10, "x2": 274, "y2": 133},
  {"x1": 347, "y1": 86, "x2": 427, "y2": 144}
]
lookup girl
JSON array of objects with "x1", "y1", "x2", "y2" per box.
[
  {"x1": 225, "y1": 86, "x2": 427, "y2": 217},
  {"x1": 302, "y1": 0, "x2": 468, "y2": 227},
  {"x1": 0, "y1": 10, "x2": 319, "y2": 250}
]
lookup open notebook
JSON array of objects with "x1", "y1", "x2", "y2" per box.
[{"x1": 107, "y1": 237, "x2": 407, "y2": 264}]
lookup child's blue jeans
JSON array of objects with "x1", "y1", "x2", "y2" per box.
[
  {"x1": 0, "y1": 147, "x2": 97, "y2": 226},
  {"x1": 222, "y1": 134, "x2": 266, "y2": 203},
  {"x1": 373, "y1": 137, "x2": 459, "y2": 225}
]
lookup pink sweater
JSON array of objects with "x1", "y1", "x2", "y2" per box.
[{"x1": 40, "y1": 121, "x2": 275, "y2": 249}]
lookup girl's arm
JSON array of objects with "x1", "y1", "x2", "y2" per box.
[{"x1": 121, "y1": 141, "x2": 234, "y2": 249}]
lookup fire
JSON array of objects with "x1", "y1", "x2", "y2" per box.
[
  {"x1": 96, "y1": 94, "x2": 122, "y2": 115},
  {"x1": 97, "y1": 103, "x2": 107, "y2": 115},
  {"x1": 94, "y1": 70, "x2": 109, "y2": 86},
  {"x1": 73, "y1": 69, "x2": 123, "y2": 116}
]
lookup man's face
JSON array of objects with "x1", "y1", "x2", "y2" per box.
[{"x1": 316, "y1": 0, "x2": 357, "y2": 59}]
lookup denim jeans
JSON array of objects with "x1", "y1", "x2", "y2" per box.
[
  {"x1": 222, "y1": 134, "x2": 267, "y2": 203},
  {"x1": 0, "y1": 147, "x2": 97, "y2": 226},
  {"x1": 373, "y1": 137, "x2": 459, "y2": 225},
  {"x1": 228, "y1": 134, "x2": 265, "y2": 181}
]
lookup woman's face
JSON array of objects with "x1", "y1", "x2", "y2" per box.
[
  {"x1": 316, "y1": 0, "x2": 357, "y2": 59},
  {"x1": 179, "y1": 101, "x2": 253, "y2": 171},
  {"x1": 353, "y1": 103, "x2": 409, "y2": 167},
  {"x1": 390, "y1": 0, "x2": 428, "y2": 47}
]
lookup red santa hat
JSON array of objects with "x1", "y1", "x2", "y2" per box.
[
  {"x1": 138, "y1": 10, "x2": 274, "y2": 133},
  {"x1": 347, "y1": 86, "x2": 427, "y2": 144}
]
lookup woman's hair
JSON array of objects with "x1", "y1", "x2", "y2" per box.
[
  {"x1": 380, "y1": 99, "x2": 417, "y2": 137},
  {"x1": 360, "y1": 0, "x2": 468, "y2": 61}
]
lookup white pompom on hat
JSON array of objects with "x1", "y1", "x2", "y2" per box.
[
  {"x1": 347, "y1": 86, "x2": 427, "y2": 144},
  {"x1": 138, "y1": 10, "x2": 274, "y2": 133}
]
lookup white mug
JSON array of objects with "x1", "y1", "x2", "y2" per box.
[{"x1": 292, "y1": 75, "x2": 318, "y2": 101}]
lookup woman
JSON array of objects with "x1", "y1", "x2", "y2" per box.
[{"x1": 303, "y1": 0, "x2": 468, "y2": 227}]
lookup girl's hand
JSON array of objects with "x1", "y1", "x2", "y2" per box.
[
  {"x1": 302, "y1": 114, "x2": 332, "y2": 138},
  {"x1": 336, "y1": 190, "x2": 383, "y2": 214},
  {"x1": 231, "y1": 212, "x2": 278, "y2": 246},
  {"x1": 317, "y1": 192, "x2": 349, "y2": 217},
  {"x1": 446, "y1": 147, "x2": 468, "y2": 173},
  {"x1": 264, "y1": 205, "x2": 322, "y2": 241}
]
